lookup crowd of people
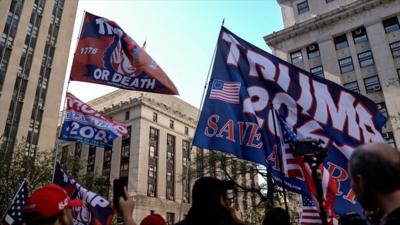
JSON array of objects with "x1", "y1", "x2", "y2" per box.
[{"x1": 20, "y1": 142, "x2": 400, "y2": 225}]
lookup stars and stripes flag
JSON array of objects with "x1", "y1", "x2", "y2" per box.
[
  {"x1": 209, "y1": 79, "x2": 241, "y2": 104},
  {"x1": 301, "y1": 195, "x2": 322, "y2": 225},
  {"x1": 1, "y1": 180, "x2": 28, "y2": 225},
  {"x1": 275, "y1": 110, "x2": 338, "y2": 225}
]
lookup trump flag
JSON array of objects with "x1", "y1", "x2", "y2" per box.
[
  {"x1": 70, "y1": 12, "x2": 178, "y2": 95},
  {"x1": 53, "y1": 163, "x2": 114, "y2": 225},
  {"x1": 193, "y1": 26, "x2": 387, "y2": 216},
  {"x1": 59, "y1": 92, "x2": 128, "y2": 148}
]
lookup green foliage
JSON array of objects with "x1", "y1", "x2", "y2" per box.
[
  {"x1": 0, "y1": 139, "x2": 110, "y2": 217},
  {"x1": 0, "y1": 139, "x2": 54, "y2": 216},
  {"x1": 58, "y1": 152, "x2": 111, "y2": 198}
]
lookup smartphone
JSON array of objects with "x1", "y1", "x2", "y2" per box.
[{"x1": 113, "y1": 176, "x2": 128, "y2": 211}]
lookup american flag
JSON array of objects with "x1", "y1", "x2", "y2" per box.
[
  {"x1": 275, "y1": 111, "x2": 338, "y2": 225},
  {"x1": 209, "y1": 79, "x2": 241, "y2": 104},
  {"x1": 1, "y1": 180, "x2": 28, "y2": 225},
  {"x1": 301, "y1": 195, "x2": 322, "y2": 225},
  {"x1": 276, "y1": 111, "x2": 304, "y2": 179}
]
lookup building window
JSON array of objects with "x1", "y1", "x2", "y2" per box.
[
  {"x1": 61, "y1": 146, "x2": 69, "y2": 164},
  {"x1": 326, "y1": 0, "x2": 335, "y2": 3},
  {"x1": 152, "y1": 112, "x2": 158, "y2": 122},
  {"x1": 0, "y1": 0, "x2": 24, "y2": 91},
  {"x1": 125, "y1": 111, "x2": 130, "y2": 120},
  {"x1": 166, "y1": 213, "x2": 175, "y2": 225},
  {"x1": 384, "y1": 132, "x2": 396, "y2": 148},
  {"x1": 196, "y1": 148, "x2": 204, "y2": 178},
  {"x1": 250, "y1": 173, "x2": 257, "y2": 208},
  {"x1": 397, "y1": 69, "x2": 400, "y2": 81},
  {"x1": 243, "y1": 192, "x2": 248, "y2": 210},
  {"x1": 358, "y1": 50, "x2": 374, "y2": 68},
  {"x1": 166, "y1": 134, "x2": 175, "y2": 200},
  {"x1": 103, "y1": 147, "x2": 112, "y2": 177},
  {"x1": 343, "y1": 81, "x2": 360, "y2": 94},
  {"x1": 310, "y1": 66, "x2": 324, "y2": 78},
  {"x1": 383, "y1": 17, "x2": 400, "y2": 33},
  {"x1": 148, "y1": 127, "x2": 159, "y2": 197},
  {"x1": 169, "y1": 120, "x2": 174, "y2": 129},
  {"x1": 231, "y1": 160, "x2": 239, "y2": 208},
  {"x1": 74, "y1": 143, "x2": 82, "y2": 158},
  {"x1": 338, "y1": 57, "x2": 354, "y2": 73},
  {"x1": 352, "y1": 27, "x2": 368, "y2": 44},
  {"x1": 184, "y1": 126, "x2": 189, "y2": 135},
  {"x1": 290, "y1": 50, "x2": 303, "y2": 64},
  {"x1": 307, "y1": 43, "x2": 320, "y2": 59},
  {"x1": 376, "y1": 102, "x2": 388, "y2": 119},
  {"x1": 390, "y1": 41, "x2": 400, "y2": 58},
  {"x1": 120, "y1": 126, "x2": 131, "y2": 177},
  {"x1": 297, "y1": 1, "x2": 309, "y2": 14},
  {"x1": 87, "y1": 145, "x2": 96, "y2": 173},
  {"x1": 364, "y1": 75, "x2": 381, "y2": 93},
  {"x1": 182, "y1": 140, "x2": 190, "y2": 203}
]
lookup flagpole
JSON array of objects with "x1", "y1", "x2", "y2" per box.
[
  {"x1": 178, "y1": 19, "x2": 224, "y2": 221},
  {"x1": 270, "y1": 104, "x2": 289, "y2": 212},
  {"x1": 0, "y1": 179, "x2": 27, "y2": 221}
]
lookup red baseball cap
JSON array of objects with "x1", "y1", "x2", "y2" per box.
[
  {"x1": 23, "y1": 184, "x2": 82, "y2": 221},
  {"x1": 140, "y1": 214, "x2": 166, "y2": 225}
]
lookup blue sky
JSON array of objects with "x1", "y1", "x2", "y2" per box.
[{"x1": 65, "y1": 0, "x2": 284, "y2": 108}]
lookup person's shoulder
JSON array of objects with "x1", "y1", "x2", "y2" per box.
[{"x1": 383, "y1": 207, "x2": 400, "y2": 225}]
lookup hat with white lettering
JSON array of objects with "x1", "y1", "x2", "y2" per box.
[{"x1": 23, "y1": 184, "x2": 82, "y2": 221}]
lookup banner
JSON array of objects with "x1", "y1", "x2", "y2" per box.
[
  {"x1": 53, "y1": 163, "x2": 114, "y2": 225},
  {"x1": 59, "y1": 92, "x2": 128, "y2": 148},
  {"x1": 193, "y1": 26, "x2": 386, "y2": 216},
  {"x1": 70, "y1": 12, "x2": 178, "y2": 95}
]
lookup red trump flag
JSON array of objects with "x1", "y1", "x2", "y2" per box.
[{"x1": 70, "y1": 12, "x2": 178, "y2": 95}]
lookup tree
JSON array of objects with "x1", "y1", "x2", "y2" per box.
[
  {"x1": 0, "y1": 138, "x2": 54, "y2": 215},
  {"x1": 0, "y1": 138, "x2": 110, "y2": 216}
]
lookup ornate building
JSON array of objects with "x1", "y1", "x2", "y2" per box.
[
  {"x1": 59, "y1": 90, "x2": 260, "y2": 223},
  {"x1": 264, "y1": 0, "x2": 400, "y2": 147}
]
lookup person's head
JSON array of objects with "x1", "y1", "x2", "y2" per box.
[
  {"x1": 23, "y1": 184, "x2": 82, "y2": 225},
  {"x1": 349, "y1": 143, "x2": 400, "y2": 210},
  {"x1": 339, "y1": 212, "x2": 367, "y2": 225},
  {"x1": 263, "y1": 207, "x2": 290, "y2": 225},
  {"x1": 140, "y1": 214, "x2": 166, "y2": 225},
  {"x1": 191, "y1": 177, "x2": 235, "y2": 210}
]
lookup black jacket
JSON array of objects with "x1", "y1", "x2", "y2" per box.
[{"x1": 381, "y1": 207, "x2": 400, "y2": 225}]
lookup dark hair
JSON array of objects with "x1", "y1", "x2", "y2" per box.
[
  {"x1": 25, "y1": 212, "x2": 62, "y2": 225},
  {"x1": 349, "y1": 145, "x2": 400, "y2": 194},
  {"x1": 190, "y1": 177, "x2": 235, "y2": 209},
  {"x1": 339, "y1": 212, "x2": 367, "y2": 225},
  {"x1": 263, "y1": 207, "x2": 290, "y2": 225},
  {"x1": 185, "y1": 177, "x2": 237, "y2": 225}
]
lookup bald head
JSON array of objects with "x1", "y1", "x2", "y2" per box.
[{"x1": 349, "y1": 142, "x2": 400, "y2": 194}]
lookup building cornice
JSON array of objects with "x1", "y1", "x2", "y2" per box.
[
  {"x1": 264, "y1": 0, "x2": 394, "y2": 47},
  {"x1": 98, "y1": 95, "x2": 198, "y2": 127}
]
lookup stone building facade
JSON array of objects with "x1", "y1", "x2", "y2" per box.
[
  {"x1": 0, "y1": 0, "x2": 78, "y2": 153},
  {"x1": 59, "y1": 90, "x2": 260, "y2": 224},
  {"x1": 264, "y1": 0, "x2": 400, "y2": 147}
]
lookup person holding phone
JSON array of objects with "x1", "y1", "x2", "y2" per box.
[{"x1": 118, "y1": 186, "x2": 137, "y2": 225}]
